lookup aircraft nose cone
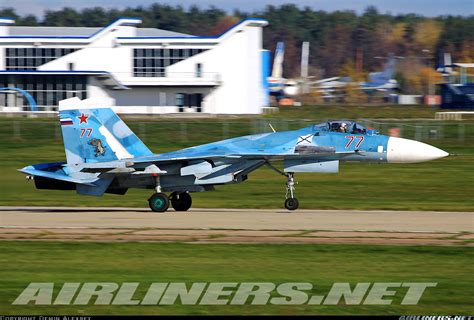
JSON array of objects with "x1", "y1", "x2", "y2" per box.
[{"x1": 387, "y1": 137, "x2": 449, "y2": 163}]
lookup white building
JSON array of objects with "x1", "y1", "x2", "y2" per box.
[{"x1": 0, "y1": 17, "x2": 269, "y2": 114}]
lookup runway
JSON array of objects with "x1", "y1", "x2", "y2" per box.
[{"x1": 1, "y1": 207, "x2": 473, "y2": 246}]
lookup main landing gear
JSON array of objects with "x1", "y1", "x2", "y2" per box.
[
  {"x1": 148, "y1": 193, "x2": 170, "y2": 212},
  {"x1": 169, "y1": 192, "x2": 192, "y2": 211},
  {"x1": 148, "y1": 174, "x2": 192, "y2": 212},
  {"x1": 148, "y1": 192, "x2": 193, "y2": 212},
  {"x1": 265, "y1": 162, "x2": 299, "y2": 211}
]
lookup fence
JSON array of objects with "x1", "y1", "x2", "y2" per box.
[{"x1": 4, "y1": 118, "x2": 473, "y2": 147}]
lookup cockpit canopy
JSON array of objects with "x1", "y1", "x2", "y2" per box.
[{"x1": 314, "y1": 121, "x2": 377, "y2": 135}]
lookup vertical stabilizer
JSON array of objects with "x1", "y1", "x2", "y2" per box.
[
  {"x1": 58, "y1": 98, "x2": 153, "y2": 164},
  {"x1": 271, "y1": 42, "x2": 285, "y2": 79}
]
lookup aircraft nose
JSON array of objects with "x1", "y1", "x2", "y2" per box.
[{"x1": 387, "y1": 137, "x2": 449, "y2": 163}]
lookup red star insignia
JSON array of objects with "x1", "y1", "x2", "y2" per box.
[{"x1": 78, "y1": 113, "x2": 89, "y2": 124}]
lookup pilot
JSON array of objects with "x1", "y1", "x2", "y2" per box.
[{"x1": 339, "y1": 123, "x2": 348, "y2": 133}]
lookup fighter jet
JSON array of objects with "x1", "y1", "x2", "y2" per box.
[
  {"x1": 359, "y1": 56, "x2": 399, "y2": 91},
  {"x1": 19, "y1": 97, "x2": 449, "y2": 212}
]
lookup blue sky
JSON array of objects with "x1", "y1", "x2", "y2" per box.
[{"x1": 8, "y1": 0, "x2": 474, "y2": 17}]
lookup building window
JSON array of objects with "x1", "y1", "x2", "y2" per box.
[
  {"x1": 195, "y1": 63, "x2": 202, "y2": 78},
  {"x1": 176, "y1": 93, "x2": 185, "y2": 112},
  {"x1": 174, "y1": 93, "x2": 203, "y2": 113},
  {"x1": 5, "y1": 48, "x2": 78, "y2": 70},
  {"x1": 0, "y1": 74, "x2": 88, "y2": 108},
  {"x1": 195, "y1": 93, "x2": 203, "y2": 112},
  {"x1": 133, "y1": 48, "x2": 208, "y2": 77}
]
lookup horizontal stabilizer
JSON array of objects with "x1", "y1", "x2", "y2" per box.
[{"x1": 19, "y1": 166, "x2": 97, "y2": 185}]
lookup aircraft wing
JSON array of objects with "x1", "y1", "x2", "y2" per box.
[
  {"x1": 68, "y1": 149, "x2": 359, "y2": 174},
  {"x1": 127, "y1": 149, "x2": 361, "y2": 166},
  {"x1": 308, "y1": 77, "x2": 341, "y2": 85}
]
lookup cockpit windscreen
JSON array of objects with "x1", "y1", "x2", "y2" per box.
[{"x1": 314, "y1": 121, "x2": 368, "y2": 134}]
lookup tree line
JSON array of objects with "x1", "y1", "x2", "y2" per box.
[{"x1": 1, "y1": 4, "x2": 473, "y2": 91}]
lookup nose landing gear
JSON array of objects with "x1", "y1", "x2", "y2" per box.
[
  {"x1": 284, "y1": 173, "x2": 299, "y2": 211},
  {"x1": 265, "y1": 162, "x2": 299, "y2": 211}
]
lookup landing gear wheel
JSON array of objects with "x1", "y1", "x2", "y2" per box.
[
  {"x1": 170, "y1": 192, "x2": 192, "y2": 211},
  {"x1": 148, "y1": 193, "x2": 170, "y2": 212},
  {"x1": 284, "y1": 198, "x2": 299, "y2": 211}
]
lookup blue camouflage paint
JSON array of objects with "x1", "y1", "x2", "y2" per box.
[
  {"x1": 144, "y1": 122, "x2": 390, "y2": 163},
  {"x1": 59, "y1": 107, "x2": 152, "y2": 164},
  {"x1": 21, "y1": 107, "x2": 392, "y2": 197}
]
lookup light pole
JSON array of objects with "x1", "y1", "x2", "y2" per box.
[{"x1": 422, "y1": 49, "x2": 434, "y2": 96}]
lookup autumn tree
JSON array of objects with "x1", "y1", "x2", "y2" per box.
[
  {"x1": 209, "y1": 15, "x2": 240, "y2": 35},
  {"x1": 1, "y1": 4, "x2": 472, "y2": 95},
  {"x1": 414, "y1": 20, "x2": 442, "y2": 52}
]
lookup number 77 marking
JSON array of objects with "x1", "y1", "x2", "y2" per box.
[
  {"x1": 345, "y1": 135, "x2": 364, "y2": 149},
  {"x1": 80, "y1": 128, "x2": 93, "y2": 137}
]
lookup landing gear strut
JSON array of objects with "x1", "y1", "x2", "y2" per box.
[
  {"x1": 284, "y1": 173, "x2": 299, "y2": 211},
  {"x1": 170, "y1": 192, "x2": 192, "y2": 211},
  {"x1": 149, "y1": 174, "x2": 170, "y2": 212},
  {"x1": 265, "y1": 162, "x2": 299, "y2": 211}
]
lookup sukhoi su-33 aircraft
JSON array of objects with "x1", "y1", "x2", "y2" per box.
[{"x1": 20, "y1": 97, "x2": 449, "y2": 212}]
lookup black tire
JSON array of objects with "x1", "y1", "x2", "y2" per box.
[
  {"x1": 284, "y1": 198, "x2": 299, "y2": 211},
  {"x1": 148, "y1": 193, "x2": 170, "y2": 212},
  {"x1": 170, "y1": 192, "x2": 192, "y2": 211}
]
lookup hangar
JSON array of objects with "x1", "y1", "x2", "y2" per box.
[{"x1": 0, "y1": 17, "x2": 269, "y2": 114}]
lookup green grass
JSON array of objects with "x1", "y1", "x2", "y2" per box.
[
  {"x1": 0, "y1": 241, "x2": 472, "y2": 315},
  {"x1": 0, "y1": 114, "x2": 473, "y2": 211}
]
